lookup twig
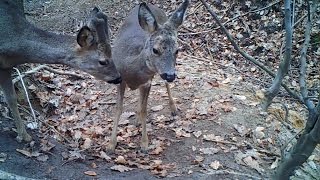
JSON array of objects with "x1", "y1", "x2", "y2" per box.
[
  {"x1": 256, "y1": 149, "x2": 281, "y2": 157},
  {"x1": 40, "y1": 119, "x2": 73, "y2": 144},
  {"x1": 293, "y1": 13, "x2": 307, "y2": 28},
  {"x1": 12, "y1": 65, "x2": 46, "y2": 84},
  {"x1": 205, "y1": 139, "x2": 245, "y2": 147},
  {"x1": 13, "y1": 68, "x2": 37, "y2": 123},
  {"x1": 205, "y1": 169, "x2": 262, "y2": 180},
  {"x1": 12, "y1": 65, "x2": 84, "y2": 84},
  {"x1": 199, "y1": 0, "x2": 302, "y2": 102},
  {"x1": 281, "y1": 129, "x2": 303, "y2": 157},
  {"x1": 179, "y1": 30, "x2": 212, "y2": 36},
  {"x1": 43, "y1": 66, "x2": 84, "y2": 79}
]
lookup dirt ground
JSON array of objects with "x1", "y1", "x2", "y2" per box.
[{"x1": 1, "y1": 0, "x2": 319, "y2": 180}]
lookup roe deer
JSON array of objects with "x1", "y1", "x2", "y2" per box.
[
  {"x1": 0, "y1": 0, "x2": 121, "y2": 142},
  {"x1": 108, "y1": 0, "x2": 189, "y2": 152}
]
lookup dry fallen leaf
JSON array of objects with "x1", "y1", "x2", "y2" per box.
[
  {"x1": 115, "y1": 155, "x2": 127, "y2": 165},
  {"x1": 243, "y1": 156, "x2": 264, "y2": 173},
  {"x1": 193, "y1": 156, "x2": 204, "y2": 164},
  {"x1": 270, "y1": 158, "x2": 280, "y2": 169},
  {"x1": 84, "y1": 171, "x2": 97, "y2": 176},
  {"x1": 100, "y1": 151, "x2": 111, "y2": 161},
  {"x1": 193, "y1": 131, "x2": 202, "y2": 138},
  {"x1": 150, "y1": 146, "x2": 164, "y2": 155},
  {"x1": 151, "y1": 105, "x2": 164, "y2": 112},
  {"x1": 210, "y1": 160, "x2": 222, "y2": 170},
  {"x1": 16, "y1": 149, "x2": 41, "y2": 158},
  {"x1": 36, "y1": 154, "x2": 49, "y2": 162},
  {"x1": 81, "y1": 138, "x2": 92, "y2": 149},
  {"x1": 200, "y1": 147, "x2": 220, "y2": 155},
  {"x1": 110, "y1": 165, "x2": 133, "y2": 172},
  {"x1": 16, "y1": 149, "x2": 31, "y2": 157},
  {"x1": 254, "y1": 126, "x2": 265, "y2": 139}
]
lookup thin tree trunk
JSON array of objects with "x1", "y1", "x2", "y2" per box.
[{"x1": 262, "y1": 0, "x2": 293, "y2": 110}]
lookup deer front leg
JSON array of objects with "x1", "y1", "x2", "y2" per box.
[
  {"x1": 0, "y1": 70, "x2": 32, "y2": 142},
  {"x1": 165, "y1": 82, "x2": 177, "y2": 116},
  {"x1": 138, "y1": 83, "x2": 151, "y2": 152},
  {"x1": 107, "y1": 82, "x2": 126, "y2": 152}
]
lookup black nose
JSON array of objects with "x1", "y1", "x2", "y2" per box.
[
  {"x1": 107, "y1": 77, "x2": 122, "y2": 84},
  {"x1": 160, "y1": 73, "x2": 176, "y2": 82}
]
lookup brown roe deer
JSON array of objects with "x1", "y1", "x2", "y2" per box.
[
  {"x1": 109, "y1": 0, "x2": 189, "y2": 152},
  {"x1": 0, "y1": 0, "x2": 121, "y2": 142}
]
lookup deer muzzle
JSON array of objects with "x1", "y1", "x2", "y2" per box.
[{"x1": 160, "y1": 73, "x2": 176, "y2": 82}]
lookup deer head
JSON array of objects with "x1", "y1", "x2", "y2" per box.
[
  {"x1": 76, "y1": 7, "x2": 121, "y2": 84},
  {"x1": 138, "y1": 0, "x2": 189, "y2": 82}
]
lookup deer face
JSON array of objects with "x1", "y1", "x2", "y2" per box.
[
  {"x1": 76, "y1": 8, "x2": 121, "y2": 84},
  {"x1": 138, "y1": 0, "x2": 189, "y2": 82}
]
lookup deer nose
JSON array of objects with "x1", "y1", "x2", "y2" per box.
[
  {"x1": 107, "y1": 77, "x2": 122, "y2": 84},
  {"x1": 160, "y1": 73, "x2": 176, "y2": 82}
]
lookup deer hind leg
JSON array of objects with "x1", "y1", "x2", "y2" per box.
[
  {"x1": 0, "y1": 69, "x2": 31, "y2": 142},
  {"x1": 107, "y1": 82, "x2": 126, "y2": 152},
  {"x1": 138, "y1": 83, "x2": 151, "y2": 152},
  {"x1": 165, "y1": 82, "x2": 177, "y2": 116}
]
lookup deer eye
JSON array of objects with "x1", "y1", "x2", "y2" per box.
[
  {"x1": 153, "y1": 48, "x2": 160, "y2": 55},
  {"x1": 99, "y1": 60, "x2": 109, "y2": 65}
]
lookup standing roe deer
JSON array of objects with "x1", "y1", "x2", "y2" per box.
[
  {"x1": 108, "y1": 0, "x2": 189, "y2": 152},
  {"x1": 0, "y1": 0, "x2": 121, "y2": 142}
]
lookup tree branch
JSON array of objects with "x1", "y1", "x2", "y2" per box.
[
  {"x1": 263, "y1": 0, "x2": 293, "y2": 110},
  {"x1": 299, "y1": 0, "x2": 315, "y2": 111},
  {"x1": 199, "y1": 0, "x2": 302, "y2": 102}
]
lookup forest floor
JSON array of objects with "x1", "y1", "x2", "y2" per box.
[{"x1": 0, "y1": 0, "x2": 319, "y2": 179}]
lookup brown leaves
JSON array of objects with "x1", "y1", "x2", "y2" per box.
[
  {"x1": 84, "y1": 171, "x2": 97, "y2": 176},
  {"x1": 235, "y1": 151, "x2": 264, "y2": 173}
]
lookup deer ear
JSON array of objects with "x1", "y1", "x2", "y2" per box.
[
  {"x1": 77, "y1": 26, "x2": 95, "y2": 47},
  {"x1": 167, "y1": 0, "x2": 189, "y2": 29},
  {"x1": 138, "y1": 2, "x2": 158, "y2": 33}
]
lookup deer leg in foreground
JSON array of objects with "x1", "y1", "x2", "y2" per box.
[
  {"x1": 165, "y1": 82, "x2": 177, "y2": 116},
  {"x1": 107, "y1": 82, "x2": 126, "y2": 152},
  {"x1": 0, "y1": 70, "x2": 32, "y2": 142},
  {"x1": 138, "y1": 83, "x2": 151, "y2": 152}
]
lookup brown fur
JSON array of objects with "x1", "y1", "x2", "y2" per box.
[{"x1": 108, "y1": 0, "x2": 189, "y2": 152}]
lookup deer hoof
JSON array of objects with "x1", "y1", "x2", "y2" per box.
[
  {"x1": 171, "y1": 107, "x2": 180, "y2": 117},
  {"x1": 140, "y1": 146, "x2": 149, "y2": 154}
]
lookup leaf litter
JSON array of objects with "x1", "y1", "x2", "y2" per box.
[{"x1": 18, "y1": 0, "x2": 320, "y2": 179}]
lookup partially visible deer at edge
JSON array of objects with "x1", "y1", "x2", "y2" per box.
[
  {"x1": 0, "y1": 0, "x2": 121, "y2": 142},
  {"x1": 108, "y1": 0, "x2": 189, "y2": 152}
]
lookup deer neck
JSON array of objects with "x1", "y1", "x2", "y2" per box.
[{"x1": 1, "y1": 25, "x2": 81, "y2": 69}]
